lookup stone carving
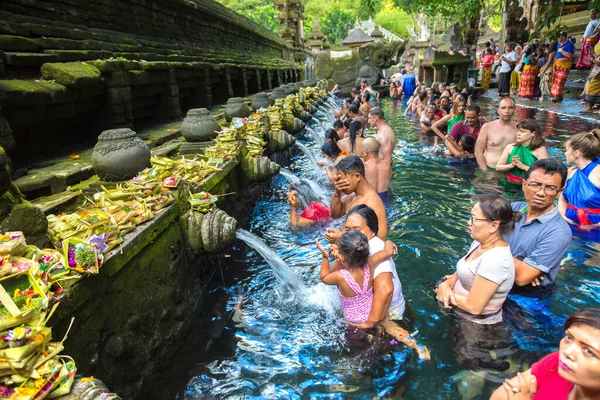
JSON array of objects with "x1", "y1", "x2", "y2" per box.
[
  {"x1": 252, "y1": 92, "x2": 273, "y2": 110},
  {"x1": 316, "y1": 40, "x2": 406, "y2": 92},
  {"x1": 181, "y1": 108, "x2": 221, "y2": 142},
  {"x1": 92, "y1": 128, "x2": 151, "y2": 181},
  {"x1": 295, "y1": 110, "x2": 312, "y2": 122},
  {"x1": 282, "y1": 117, "x2": 305, "y2": 135},
  {"x1": 266, "y1": 129, "x2": 295, "y2": 153},
  {"x1": 224, "y1": 98, "x2": 251, "y2": 122},
  {"x1": 241, "y1": 156, "x2": 280, "y2": 182},
  {"x1": 187, "y1": 208, "x2": 237, "y2": 254}
]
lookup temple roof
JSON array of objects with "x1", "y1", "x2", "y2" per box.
[{"x1": 342, "y1": 28, "x2": 374, "y2": 45}]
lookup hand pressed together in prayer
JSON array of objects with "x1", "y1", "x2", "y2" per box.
[{"x1": 501, "y1": 372, "x2": 537, "y2": 400}]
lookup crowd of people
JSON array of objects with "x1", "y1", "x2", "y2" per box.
[
  {"x1": 286, "y1": 77, "x2": 600, "y2": 397},
  {"x1": 476, "y1": 9, "x2": 600, "y2": 114}
]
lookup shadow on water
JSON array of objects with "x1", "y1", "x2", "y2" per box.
[{"x1": 175, "y1": 97, "x2": 600, "y2": 400}]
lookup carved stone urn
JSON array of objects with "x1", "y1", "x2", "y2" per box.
[
  {"x1": 92, "y1": 128, "x2": 151, "y2": 181},
  {"x1": 252, "y1": 92, "x2": 273, "y2": 110},
  {"x1": 181, "y1": 108, "x2": 220, "y2": 142},
  {"x1": 224, "y1": 97, "x2": 251, "y2": 122}
]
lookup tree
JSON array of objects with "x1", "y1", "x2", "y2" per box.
[
  {"x1": 358, "y1": 0, "x2": 383, "y2": 19},
  {"x1": 215, "y1": 0, "x2": 280, "y2": 33},
  {"x1": 321, "y1": 7, "x2": 356, "y2": 46}
]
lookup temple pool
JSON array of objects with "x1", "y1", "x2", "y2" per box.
[{"x1": 176, "y1": 98, "x2": 600, "y2": 400}]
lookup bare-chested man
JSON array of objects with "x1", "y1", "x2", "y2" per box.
[
  {"x1": 347, "y1": 104, "x2": 365, "y2": 132},
  {"x1": 362, "y1": 138, "x2": 392, "y2": 200},
  {"x1": 328, "y1": 156, "x2": 387, "y2": 241},
  {"x1": 475, "y1": 97, "x2": 518, "y2": 171},
  {"x1": 368, "y1": 107, "x2": 396, "y2": 164}
]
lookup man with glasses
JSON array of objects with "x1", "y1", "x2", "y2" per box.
[{"x1": 505, "y1": 159, "x2": 572, "y2": 297}]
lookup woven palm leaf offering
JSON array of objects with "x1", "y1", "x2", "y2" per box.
[
  {"x1": 189, "y1": 191, "x2": 218, "y2": 213},
  {"x1": 0, "y1": 271, "x2": 48, "y2": 331}
]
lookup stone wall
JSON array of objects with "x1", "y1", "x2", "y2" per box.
[{"x1": 0, "y1": 0, "x2": 302, "y2": 161}]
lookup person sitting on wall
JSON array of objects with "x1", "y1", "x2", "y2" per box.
[{"x1": 288, "y1": 183, "x2": 330, "y2": 228}]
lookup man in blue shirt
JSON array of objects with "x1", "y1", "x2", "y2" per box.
[{"x1": 505, "y1": 158, "x2": 572, "y2": 297}]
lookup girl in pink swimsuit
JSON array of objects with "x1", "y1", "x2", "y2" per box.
[{"x1": 316, "y1": 230, "x2": 395, "y2": 324}]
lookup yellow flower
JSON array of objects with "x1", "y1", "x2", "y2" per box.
[
  {"x1": 81, "y1": 376, "x2": 95, "y2": 383},
  {"x1": 13, "y1": 288, "x2": 20, "y2": 300}
]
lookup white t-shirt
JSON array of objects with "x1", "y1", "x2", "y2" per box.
[
  {"x1": 499, "y1": 51, "x2": 517, "y2": 73},
  {"x1": 369, "y1": 236, "x2": 405, "y2": 316},
  {"x1": 453, "y1": 241, "x2": 515, "y2": 324}
]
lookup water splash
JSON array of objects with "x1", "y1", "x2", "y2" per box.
[
  {"x1": 279, "y1": 167, "x2": 328, "y2": 204},
  {"x1": 303, "y1": 127, "x2": 324, "y2": 146},
  {"x1": 236, "y1": 229, "x2": 306, "y2": 294}
]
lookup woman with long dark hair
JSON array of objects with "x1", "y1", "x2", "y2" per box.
[{"x1": 337, "y1": 120, "x2": 364, "y2": 156}]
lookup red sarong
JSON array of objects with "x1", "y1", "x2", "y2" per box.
[
  {"x1": 576, "y1": 37, "x2": 598, "y2": 69},
  {"x1": 518, "y1": 65, "x2": 539, "y2": 99},
  {"x1": 300, "y1": 202, "x2": 331, "y2": 221},
  {"x1": 567, "y1": 202, "x2": 600, "y2": 226},
  {"x1": 551, "y1": 63, "x2": 571, "y2": 98}
]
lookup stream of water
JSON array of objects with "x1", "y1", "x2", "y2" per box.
[{"x1": 178, "y1": 96, "x2": 600, "y2": 400}]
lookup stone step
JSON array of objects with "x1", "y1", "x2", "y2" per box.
[
  {"x1": 151, "y1": 139, "x2": 182, "y2": 157},
  {"x1": 14, "y1": 159, "x2": 94, "y2": 199},
  {"x1": 3, "y1": 52, "x2": 58, "y2": 66},
  {"x1": 31, "y1": 190, "x2": 82, "y2": 214}
]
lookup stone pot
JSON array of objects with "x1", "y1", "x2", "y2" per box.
[
  {"x1": 269, "y1": 88, "x2": 286, "y2": 101},
  {"x1": 181, "y1": 108, "x2": 221, "y2": 142},
  {"x1": 252, "y1": 92, "x2": 273, "y2": 110},
  {"x1": 92, "y1": 128, "x2": 151, "y2": 181},
  {"x1": 224, "y1": 97, "x2": 251, "y2": 122}
]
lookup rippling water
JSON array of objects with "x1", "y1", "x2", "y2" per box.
[{"x1": 180, "y1": 98, "x2": 600, "y2": 400}]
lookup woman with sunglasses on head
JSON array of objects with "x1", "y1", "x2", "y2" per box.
[
  {"x1": 559, "y1": 130, "x2": 600, "y2": 227},
  {"x1": 490, "y1": 308, "x2": 600, "y2": 400},
  {"x1": 434, "y1": 194, "x2": 520, "y2": 369}
]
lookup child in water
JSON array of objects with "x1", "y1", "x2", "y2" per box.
[
  {"x1": 316, "y1": 231, "x2": 431, "y2": 359},
  {"x1": 316, "y1": 230, "x2": 395, "y2": 324}
]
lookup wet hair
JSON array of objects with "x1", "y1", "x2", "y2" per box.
[
  {"x1": 333, "y1": 119, "x2": 343, "y2": 130},
  {"x1": 525, "y1": 158, "x2": 568, "y2": 188},
  {"x1": 465, "y1": 105, "x2": 480, "y2": 114},
  {"x1": 347, "y1": 204, "x2": 379, "y2": 235},
  {"x1": 517, "y1": 119, "x2": 545, "y2": 150},
  {"x1": 460, "y1": 134, "x2": 476, "y2": 153},
  {"x1": 321, "y1": 140, "x2": 341, "y2": 159},
  {"x1": 352, "y1": 99, "x2": 361, "y2": 107},
  {"x1": 349, "y1": 120, "x2": 362, "y2": 153},
  {"x1": 428, "y1": 95, "x2": 438, "y2": 105},
  {"x1": 336, "y1": 155, "x2": 365, "y2": 177},
  {"x1": 370, "y1": 107, "x2": 384, "y2": 119},
  {"x1": 351, "y1": 88, "x2": 359, "y2": 95},
  {"x1": 419, "y1": 92, "x2": 428, "y2": 102},
  {"x1": 344, "y1": 97, "x2": 352, "y2": 104},
  {"x1": 337, "y1": 230, "x2": 370, "y2": 269},
  {"x1": 324, "y1": 128, "x2": 340, "y2": 142},
  {"x1": 567, "y1": 129, "x2": 600, "y2": 160},
  {"x1": 476, "y1": 193, "x2": 522, "y2": 236},
  {"x1": 363, "y1": 93, "x2": 371, "y2": 102},
  {"x1": 343, "y1": 118, "x2": 352, "y2": 129},
  {"x1": 564, "y1": 308, "x2": 600, "y2": 332},
  {"x1": 289, "y1": 182, "x2": 321, "y2": 210},
  {"x1": 348, "y1": 104, "x2": 359, "y2": 115}
]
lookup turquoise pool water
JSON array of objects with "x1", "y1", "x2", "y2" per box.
[{"x1": 180, "y1": 98, "x2": 600, "y2": 399}]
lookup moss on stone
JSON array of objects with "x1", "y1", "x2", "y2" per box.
[
  {"x1": 0, "y1": 80, "x2": 67, "y2": 108},
  {"x1": 0, "y1": 183, "x2": 26, "y2": 221},
  {"x1": 40, "y1": 62, "x2": 102, "y2": 87},
  {"x1": 0, "y1": 34, "x2": 39, "y2": 52}
]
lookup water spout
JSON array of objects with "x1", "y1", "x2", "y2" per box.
[
  {"x1": 279, "y1": 167, "x2": 328, "y2": 204},
  {"x1": 304, "y1": 127, "x2": 324, "y2": 146},
  {"x1": 236, "y1": 229, "x2": 306, "y2": 293}
]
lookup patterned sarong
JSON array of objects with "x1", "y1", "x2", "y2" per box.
[
  {"x1": 551, "y1": 61, "x2": 571, "y2": 98},
  {"x1": 576, "y1": 37, "x2": 599, "y2": 69},
  {"x1": 518, "y1": 65, "x2": 539, "y2": 99},
  {"x1": 481, "y1": 67, "x2": 492, "y2": 91}
]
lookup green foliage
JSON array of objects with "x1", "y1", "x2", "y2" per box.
[
  {"x1": 374, "y1": 9, "x2": 412, "y2": 39},
  {"x1": 393, "y1": 0, "x2": 483, "y2": 25},
  {"x1": 358, "y1": 0, "x2": 383, "y2": 19},
  {"x1": 215, "y1": 0, "x2": 279, "y2": 33},
  {"x1": 321, "y1": 7, "x2": 356, "y2": 45}
]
